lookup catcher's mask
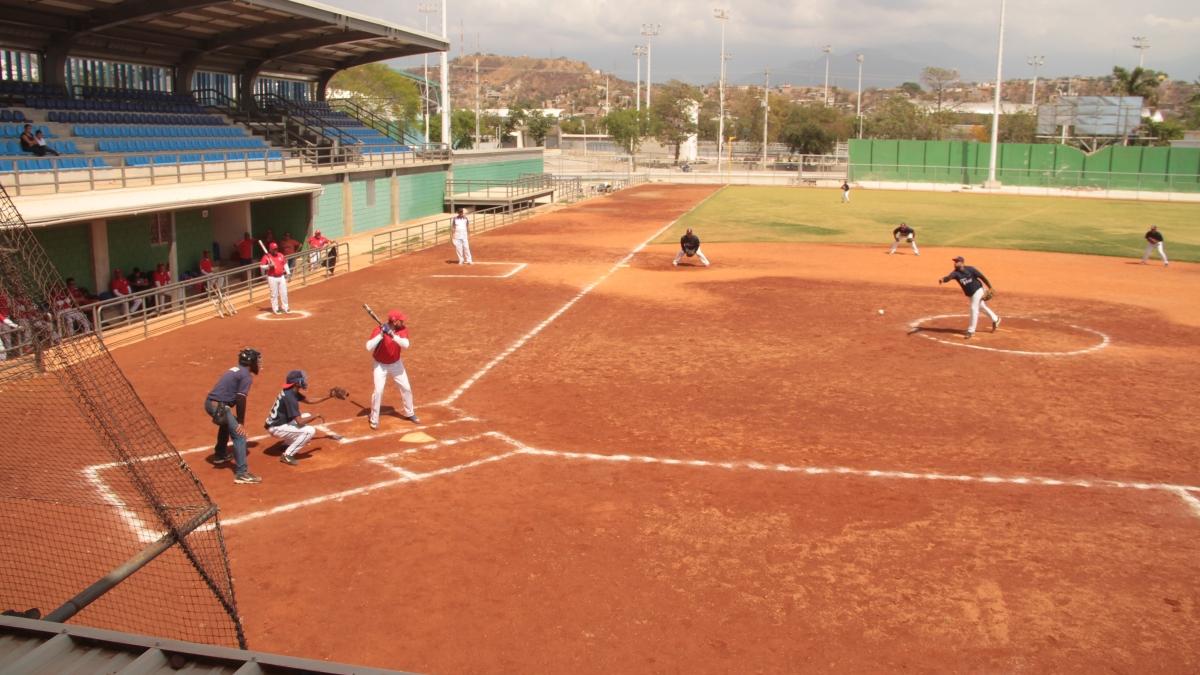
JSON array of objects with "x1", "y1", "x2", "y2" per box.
[
  {"x1": 238, "y1": 347, "x2": 261, "y2": 374},
  {"x1": 284, "y1": 370, "x2": 307, "y2": 390}
]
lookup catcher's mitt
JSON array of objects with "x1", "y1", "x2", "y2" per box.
[
  {"x1": 982, "y1": 289, "x2": 995, "y2": 302},
  {"x1": 330, "y1": 386, "x2": 350, "y2": 400}
]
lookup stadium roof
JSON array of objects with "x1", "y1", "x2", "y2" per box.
[{"x1": 0, "y1": 0, "x2": 447, "y2": 80}]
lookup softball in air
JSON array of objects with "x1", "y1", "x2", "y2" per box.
[{"x1": 877, "y1": 309, "x2": 885, "y2": 315}]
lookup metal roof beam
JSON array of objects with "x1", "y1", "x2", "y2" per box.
[
  {"x1": 201, "y1": 17, "x2": 328, "y2": 52},
  {"x1": 334, "y1": 46, "x2": 434, "y2": 71},
  {"x1": 76, "y1": 0, "x2": 231, "y2": 35},
  {"x1": 263, "y1": 31, "x2": 378, "y2": 62}
]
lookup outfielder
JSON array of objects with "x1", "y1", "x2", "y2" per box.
[
  {"x1": 265, "y1": 370, "x2": 316, "y2": 466},
  {"x1": 841, "y1": 180, "x2": 851, "y2": 203},
  {"x1": 204, "y1": 348, "x2": 262, "y2": 484},
  {"x1": 451, "y1": 207, "x2": 473, "y2": 265},
  {"x1": 366, "y1": 309, "x2": 419, "y2": 429},
  {"x1": 889, "y1": 223, "x2": 920, "y2": 255},
  {"x1": 939, "y1": 256, "x2": 1000, "y2": 339},
  {"x1": 259, "y1": 242, "x2": 290, "y2": 314},
  {"x1": 673, "y1": 228, "x2": 710, "y2": 267},
  {"x1": 1141, "y1": 225, "x2": 1168, "y2": 267}
]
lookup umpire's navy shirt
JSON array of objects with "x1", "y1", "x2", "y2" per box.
[{"x1": 207, "y1": 366, "x2": 253, "y2": 403}]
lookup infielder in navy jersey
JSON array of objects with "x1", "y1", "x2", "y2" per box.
[
  {"x1": 889, "y1": 223, "x2": 919, "y2": 255},
  {"x1": 939, "y1": 256, "x2": 1000, "y2": 339},
  {"x1": 1141, "y1": 225, "x2": 1168, "y2": 266},
  {"x1": 265, "y1": 370, "x2": 315, "y2": 466},
  {"x1": 204, "y1": 348, "x2": 262, "y2": 484}
]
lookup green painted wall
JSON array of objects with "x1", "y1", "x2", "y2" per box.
[
  {"x1": 107, "y1": 214, "x2": 168, "y2": 278},
  {"x1": 32, "y1": 223, "x2": 92, "y2": 290},
  {"x1": 313, "y1": 180, "x2": 344, "y2": 237},
  {"x1": 849, "y1": 140, "x2": 1200, "y2": 192},
  {"x1": 398, "y1": 169, "x2": 446, "y2": 221},
  {"x1": 350, "y1": 176, "x2": 391, "y2": 234},
  {"x1": 452, "y1": 158, "x2": 543, "y2": 193},
  {"x1": 175, "y1": 208, "x2": 212, "y2": 275},
  {"x1": 250, "y1": 195, "x2": 310, "y2": 243}
]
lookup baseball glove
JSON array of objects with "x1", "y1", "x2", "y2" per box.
[
  {"x1": 330, "y1": 386, "x2": 349, "y2": 400},
  {"x1": 682, "y1": 245, "x2": 698, "y2": 257},
  {"x1": 982, "y1": 289, "x2": 995, "y2": 302}
]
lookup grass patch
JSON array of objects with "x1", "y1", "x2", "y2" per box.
[{"x1": 667, "y1": 186, "x2": 1200, "y2": 261}]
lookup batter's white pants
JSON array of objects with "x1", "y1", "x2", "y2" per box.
[
  {"x1": 266, "y1": 275, "x2": 289, "y2": 313},
  {"x1": 673, "y1": 248, "x2": 710, "y2": 266},
  {"x1": 269, "y1": 423, "x2": 315, "y2": 458},
  {"x1": 889, "y1": 239, "x2": 920, "y2": 255},
  {"x1": 371, "y1": 359, "x2": 414, "y2": 425},
  {"x1": 967, "y1": 287, "x2": 999, "y2": 334},
  {"x1": 1141, "y1": 242, "x2": 1168, "y2": 265},
  {"x1": 453, "y1": 237, "x2": 473, "y2": 264}
]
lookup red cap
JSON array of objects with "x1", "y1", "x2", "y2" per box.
[
  {"x1": 387, "y1": 310, "x2": 407, "y2": 322},
  {"x1": 268, "y1": 242, "x2": 278, "y2": 250},
  {"x1": 952, "y1": 256, "x2": 965, "y2": 262}
]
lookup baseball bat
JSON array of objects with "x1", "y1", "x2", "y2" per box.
[
  {"x1": 258, "y1": 240, "x2": 271, "y2": 257},
  {"x1": 362, "y1": 303, "x2": 384, "y2": 328}
]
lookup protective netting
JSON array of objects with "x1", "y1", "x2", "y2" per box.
[{"x1": 0, "y1": 183, "x2": 244, "y2": 648}]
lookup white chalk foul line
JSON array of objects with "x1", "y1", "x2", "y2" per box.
[
  {"x1": 430, "y1": 262, "x2": 528, "y2": 279},
  {"x1": 437, "y1": 189, "x2": 727, "y2": 407},
  {"x1": 909, "y1": 314, "x2": 1111, "y2": 357}
]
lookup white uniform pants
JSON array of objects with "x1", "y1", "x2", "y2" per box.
[
  {"x1": 116, "y1": 293, "x2": 142, "y2": 314},
  {"x1": 0, "y1": 317, "x2": 18, "y2": 361},
  {"x1": 673, "y1": 247, "x2": 710, "y2": 266},
  {"x1": 371, "y1": 359, "x2": 414, "y2": 424},
  {"x1": 269, "y1": 423, "x2": 315, "y2": 458},
  {"x1": 453, "y1": 237, "x2": 473, "y2": 264},
  {"x1": 60, "y1": 309, "x2": 91, "y2": 336},
  {"x1": 889, "y1": 238, "x2": 920, "y2": 255},
  {"x1": 842, "y1": 189, "x2": 850, "y2": 203},
  {"x1": 968, "y1": 287, "x2": 999, "y2": 334},
  {"x1": 267, "y1": 275, "x2": 289, "y2": 312},
  {"x1": 1141, "y1": 242, "x2": 1168, "y2": 265}
]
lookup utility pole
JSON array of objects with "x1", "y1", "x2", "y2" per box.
[
  {"x1": 474, "y1": 55, "x2": 480, "y2": 148},
  {"x1": 439, "y1": 0, "x2": 449, "y2": 147},
  {"x1": 1027, "y1": 55, "x2": 1044, "y2": 106},
  {"x1": 985, "y1": 0, "x2": 1006, "y2": 188},
  {"x1": 641, "y1": 23, "x2": 661, "y2": 109},
  {"x1": 633, "y1": 45, "x2": 645, "y2": 112},
  {"x1": 1132, "y1": 36, "x2": 1150, "y2": 68},
  {"x1": 761, "y1": 69, "x2": 769, "y2": 169},
  {"x1": 855, "y1": 53, "x2": 864, "y2": 139},
  {"x1": 822, "y1": 45, "x2": 832, "y2": 106},
  {"x1": 418, "y1": 3, "x2": 436, "y2": 143},
  {"x1": 604, "y1": 74, "x2": 610, "y2": 115},
  {"x1": 714, "y1": 8, "x2": 729, "y2": 173}
]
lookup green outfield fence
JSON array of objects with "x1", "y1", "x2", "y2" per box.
[{"x1": 848, "y1": 140, "x2": 1200, "y2": 192}]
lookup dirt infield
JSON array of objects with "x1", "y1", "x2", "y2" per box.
[{"x1": 108, "y1": 184, "x2": 1200, "y2": 673}]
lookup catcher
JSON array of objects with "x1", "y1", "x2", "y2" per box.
[
  {"x1": 888, "y1": 222, "x2": 920, "y2": 256},
  {"x1": 265, "y1": 373, "x2": 351, "y2": 466},
  {"x1": 939, "y1": 256, "x2": 1000, "y2": 339},
  {"x1": 673, "y1": 228, "x2": 710, "y2": 267}
]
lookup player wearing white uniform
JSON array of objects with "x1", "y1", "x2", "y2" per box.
[
  {"x1": 1140, "y1": 225, "x2": 1168, "y2": 267},
  {"x1": 451, "y1": 207, "x2": 473, "y2": 265},
  {"x1": 889, "y1": 223, "x2": 920, "y2": 255},
  {"x1": 939, "y1": 256, "x2": 1000, "y2": 339},
  {"x1": 265, "y1": 370, "x2": 316, "y2": 466},
  {"x1": 259, "y1": 242, "x2": 290, "y2": 314},
  {"x1": 841, "y1": 181, "x2": 851, "y2": 203},
  {"x1": 366, "y1": 309, "x2": 419, "y2": 429}
]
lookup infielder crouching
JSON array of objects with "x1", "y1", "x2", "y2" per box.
[
  {"x1": 366, "y1": 309, "x2": 419, "y2": 429},
  {"x1": 673, "y1": 228, "x2": 710, "y2": 267},
  {"x1": 1141, "y1": 225, "x2": 1168, "y2": 267},
  {"x1": 889, "y1": 222, "x2": 919, "y2": 255},
  {"x1": 266, "y1": 370, "x2": 316, "y2": 466},
  {"x1": 939, "y1": 256, "x2": 1000, "y2": 339}
]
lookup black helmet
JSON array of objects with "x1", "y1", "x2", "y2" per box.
[
  {"x1": 238, "y1": 347, "x2": 261, "y2": 374},
  {"x1": 285, "y1": 369, "x2": 307, "y2": 389}
]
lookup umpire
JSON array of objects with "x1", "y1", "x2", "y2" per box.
[
  {"x1": 204, "y1": 347, "x2": 262, "y2": 484},
  {"x1": 673, "y1": 228, "x2": 711, "y2": 267}
]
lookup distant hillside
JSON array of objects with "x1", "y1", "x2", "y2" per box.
[{"x1": 415, "y1": 54, "x2": 633, "y2": 113}]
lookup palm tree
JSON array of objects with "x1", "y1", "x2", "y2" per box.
[{"x1": 1111, "y1": 66, "x2": 1164, "y2": 105}]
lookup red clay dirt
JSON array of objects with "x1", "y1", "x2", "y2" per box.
[{"x1": 109, "y1": 184, "x2": 1200, "y2": 673}]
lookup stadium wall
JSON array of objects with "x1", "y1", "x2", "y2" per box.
[
  {"x1": 451, "y1": 149, "x2": 544, "y2": 194},
  {"x1": 849, "y1": 140, "x2": 1200, "y2": 192},
  {"x1": 31, "y1": 222, "x2": 92, "y2": 287}
]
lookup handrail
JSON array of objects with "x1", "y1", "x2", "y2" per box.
[
  {"x1": 253, "y1": 93, "x2": 360, "y2": 149},
  {"x1": 446, "y1": 174, "x2": 556, "y2": 198},
  {"x1": 326, "y1": 98, "x2": 408, "y2": 145},
  {"x1": 369, "y1": 202, "x2": 539, "y2": 263}
]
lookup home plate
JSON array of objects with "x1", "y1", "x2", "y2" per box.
[
  {"x1": 401, "y1": 431, "x2": 437, "y2": 443},
  {"x1": 387, "y1": 432, "x2": 523, "y2": 476}
]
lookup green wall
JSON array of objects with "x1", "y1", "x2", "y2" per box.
[
  {"x1": 175, "y1": 208, "x2": 212, "y2": 276},
  {"x1": 452, "y1": 158, "x2": 543, "y2": 193},
  {"x1": 250, "y1": 195, "x2": 310, "y2": 242},
  {"x1": 398, "y1": 169, "x2": 446, "y2": 221},
  {"x1": 107, "y1": 214, "x2": 168, "y2": 277},
  {"x1": 313, "y1": 180, "x2": 344, "y2": 237},
  {"x1": 849, "y1": 140, "x2": 1200, "y2": 192},
  {"x1": 32, "y1": 223, "x2": 92, "y2": 291},
  {"x1": 350, "y1": 176, "x2": 391, "y2": 234}
]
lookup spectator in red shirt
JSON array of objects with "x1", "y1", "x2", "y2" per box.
[
  {"x1": 280, "y1": 232, "x2": 300, "y2": 256},
  {"x1": 152, "y1": 263, "x2": 172, "y2": 313},
  {"x1": 52, "y1": 279, "x2": 92, "y2": 336},
  {"x1": 199, "y1": 250, "x2": 214, "y2": 276},
  {"x1": 110, "y1": 269, "x2": 142, "y2": 314},
  {"x1": 307, "y1": 230, "x2": 329, "y2": 272},
  {"x1": 236, "y1": 233, "x2": 254, "y2": 266}
]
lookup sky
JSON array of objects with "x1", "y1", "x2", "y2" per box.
[{"x1": 327, "y1": 0, "x2": 1200, "y2": 87}]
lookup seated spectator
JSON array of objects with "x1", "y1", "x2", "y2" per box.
[
  {"x1": 110, "y1": 269, "x2": 143, "y2": 314},
  {"x1": 33, "y1": 130, "x2": 60, "y2": 157},
  {"x1": 52, "y1": 279, "x2": 92, "y2": 336},
  {"x1": 280, "y1": 232, "x2": 300, "y2": 256},
  {"x1": 130, "y1": 266, "x2": 154, "y2": 310},
  {"x1": 236, "y1": 233, "x2": 254, "y2": 266},
  {"x1": 152, "y1": 263, "x2": 172, "y2": 313},
  {"x1": 307, "y1": 230, "x2": 329, "y2": 272},
  {"x1": 18, "y1": 124, "x2": 38, "y2": 155}
]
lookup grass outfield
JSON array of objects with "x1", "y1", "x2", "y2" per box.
[{"x1": 665, "y1": 186, "x2": 1200, "y2": 262}]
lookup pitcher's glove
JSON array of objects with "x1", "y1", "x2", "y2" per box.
[
  {"x1": 982, "y1": 289, "x2": 995, "y2": 302},
  {"x1": 330, "y1": 386, "x2": 349, "y2": 400}
]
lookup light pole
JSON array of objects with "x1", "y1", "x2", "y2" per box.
[
  {"x1": 1132, "y1": 36, "x2": 1150, "y2": 67},
  {"x1": 641, "y1": 23, "x2": 661, "y2": 109},
  {"x1": 985, "y1": 0, "x2": 1006, "y2": 188},
  {"x1": 714, "y1": 8, "x2": 729, "y2": 172},
  {"x1": 418, "y1": 3, "x2": 437, "y2": 143},
  {"x1": 1027, "y1": 55, "x2": 1044, "y2": 106},
  {"x1": 633, "y1": 46, "x2": 645, "y2": 112},
  {"x1": 855, "y1": 53, "x2": 864, "y2": 139},
  {"x1": 761, "y1": 69, "x2": 769, "y2": 169},
  {"x1": 438, "y1": 0, "x2": 449, "y2": 146},
  {"x1": 822, "y1": 45, "x2": 832, "y2": 106}
]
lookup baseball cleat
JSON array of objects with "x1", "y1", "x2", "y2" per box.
[
  {"x1": 964, "y1": 331, "x2": 974, "y2": 339},
  {"x1": 369, "y1": 420, "x2": 379, "y2": 430},
  {"x1": 403, "y1": 415, "x2": 421, "y2": 424},
  {"x1": 233, "y1": 472, "x2": 262, "y2": 484},
  {"x1": 280, "y1": 455, "x2": 299, "y2": 466},
  {"x1": 992, "y1": 318, "x2": 1001, "y2": 332},
  {"x1": 207, "y1": 453, "x2": 232, "y2": 465}
]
